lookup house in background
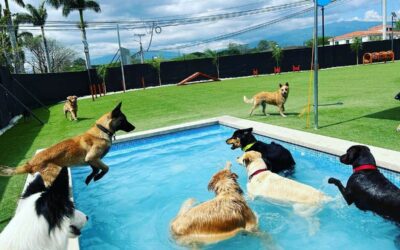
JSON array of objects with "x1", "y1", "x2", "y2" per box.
[{"x1": 329, "y1": 25, "x2": 400, "y2": 45}]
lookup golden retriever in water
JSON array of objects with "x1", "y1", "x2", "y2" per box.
[
  {"x1": 237, "y1": 151, "x2": 331, "y2": 234},
  {"x1": 170, "y1": 162, "x2": 258, "y2": 246},
  {"x1": 244, "y1": 82, "x2": 290, "y2": 117}
]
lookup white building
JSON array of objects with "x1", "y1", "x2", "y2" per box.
[{"x1": 328, "y1": 25, "x2": 400, "y2": 45}]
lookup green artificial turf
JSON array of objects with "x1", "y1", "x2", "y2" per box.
[{"x1": 0, "y1": 62, "x2": 399, "y2": 230}]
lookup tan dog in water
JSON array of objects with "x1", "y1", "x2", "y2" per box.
[
  {"x1": 64, "y1": 95, "x2": 78, "y2": 121},
  {"x1": 170, "y1": 162, "x2": 258, "y2": 246},
  {"x1": 237, "y1": 151, "x2": 331, "y2": 235},
  {"x1": 0, "y1": 102, "x2": 135, "y2": 186},
  {"x1": 244, "y1": 82, "x2": 290, "y2": 117}
]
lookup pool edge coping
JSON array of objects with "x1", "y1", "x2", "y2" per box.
[{"x1": 19, "y1": 115, "x2": 400, "y2": 250}]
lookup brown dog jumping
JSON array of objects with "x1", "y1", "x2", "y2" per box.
[
  {"x1": 244, "y1": 82, "x2": 290, "y2": 117},
  {"x1": 0, "y1": 102, "x2": 135, "y2": 186}
]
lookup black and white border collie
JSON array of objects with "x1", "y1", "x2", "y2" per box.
[{"x1": 0, "y1": 168, "x2": 88, "y2": 250}]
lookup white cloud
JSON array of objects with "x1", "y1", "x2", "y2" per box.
[
  {"x1": 363, "y1": 10, "x2": 381, "y2": 21},
  {"x1": 5, "y1": 0, "x2": 393, "y2": 61}
]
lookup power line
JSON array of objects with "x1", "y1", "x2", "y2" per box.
[{"x1": 8, "y1": 0, "x2": 311, "y2": 31}]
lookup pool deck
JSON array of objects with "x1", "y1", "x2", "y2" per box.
[{"x1": 19, "y1": 115, "x2": 400, "y2": 250}]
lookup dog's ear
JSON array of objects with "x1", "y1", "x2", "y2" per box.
[
  {"x1": 285, "y1": 82, "x2": 289, "y2": 86},
  {"x1": 111, "y1": 102, "x2": 122, "y2": 118},
  {"x1": 21, "y1": 174, "x2": 46, "y2": 198},
  {"x1": 279, "y1": 83, "x2": 282, "y2": 87},
  {"x1": 36, "y1": 167, "x2": 74, "y2": 234},
  {"x1": 230, "y1": 172, "x2": 239, "y2": 181},
  {"x1": 243, "y1": 128, "x2": 253, "y2": 134}
]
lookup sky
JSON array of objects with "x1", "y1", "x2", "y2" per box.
[{"x1": 6, "y1": 0, "x2": 400, "y2": 61}]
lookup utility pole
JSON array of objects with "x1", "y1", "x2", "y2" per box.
[
  {"x1": 117, "y1": 24, "x2": 126, "y2": 92},
  {"x1": 382, "y1": 0, "x2": 387, "y2": 40},
  {"x1": 134, "y1": 34, "x2": 145, "y2": 64},
  {"x1": 392, "y1": 12, "x2": 397, "y2": 52},
  {"x1": 313, "y1": 0, "x2": 319, "y2": 129}
]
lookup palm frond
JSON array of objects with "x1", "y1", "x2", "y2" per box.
[
  {"x1": 13, "y1": 13, "x2": 32, "y2": 25},
  {"x1": 13, "y1": 0, "x2": 25, "y2": 8},
  {"x1": 85, "y1": 0, "x2": 101, "y2": 13}
]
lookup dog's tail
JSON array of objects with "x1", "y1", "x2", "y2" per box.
[
  {"x1": 243, "y1": 96, "x2": 254, "y2": 104},
  {"x1": 0, "y1": 164, "x2": 28, "y2": 176}
]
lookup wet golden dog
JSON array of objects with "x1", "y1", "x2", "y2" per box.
[
  {"x1": 64, "y1": 95, "x2": 78, "y2": 121},
  {"x1": 0, "y1": 102, "x2": 135, "y2": 186},
  {"x1": 237, "y1": 151, "x2": 331, "y2": 234},
  {"x1": 244, "y1": 82, "x2": 290, "y2": 117},
  {"x1": 170, "y1": 162, "x2": 258, "y2": 246},
  {"x1": 237, "y1": 151, "x2": 329, "y2": 205}
]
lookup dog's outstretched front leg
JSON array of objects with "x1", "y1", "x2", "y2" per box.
[
  {"x1": 278, "y1": 105, "x2": 286, "y2": 117},
  {"x1": 328, "y1": 178, "x2": 353, "y2": 205},
  {"x1": 85, "y1": 165, "x2": 100, "y2": 185},
  {"x1": 85, "y1": 149, "x2": 110, "y2": 184}
]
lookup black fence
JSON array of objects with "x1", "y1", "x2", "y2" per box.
[{"x1": 0, "y1": 39, "x2": 399, "y2": 130}]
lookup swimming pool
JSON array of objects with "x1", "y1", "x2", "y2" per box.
[{"x1": 71, "y1": 124, "x2": 400, "y2": 250}]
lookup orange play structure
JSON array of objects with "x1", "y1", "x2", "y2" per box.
[
  {"x1": 363, "y1": 50, "x2": 395, "y2": 64},
  {"x1": 177, "y1": 72, "x2": 220, "y2": 85}
]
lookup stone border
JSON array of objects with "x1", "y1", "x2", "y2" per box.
[{"x1": 19, "y1": 115, "x2": 400, "y2": 250}]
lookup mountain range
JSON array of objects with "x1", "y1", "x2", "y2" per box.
[{"x1": 92, "y1": 21, "x2": 381, "y2": 65}]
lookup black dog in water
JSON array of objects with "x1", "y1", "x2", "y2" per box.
[
  {"x1": 328, "y1": 145, "x2": 400, "y2": 223},
  {"x1": 226, "y1": 127, "x2": 295, "y2": 173}
]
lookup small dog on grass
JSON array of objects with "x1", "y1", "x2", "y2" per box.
[
  {"x1": 243, "y1": 82, "x2": 290, "y2": 117},
  {"x1": 0, "y1": 102, "x2": 135, "y2": 186},
  {"x1": 0, "y1": 168, "x2": 88, "y2": 250},
  {"x1": 170, "y1": 162, "x2": 259, "y2": 246},
  {"x1": 328, "y1": 145, "x2": 400, "y2": 223},
  {"x1": 64, "y1": 95, "x2": 78, "y2": 121}
]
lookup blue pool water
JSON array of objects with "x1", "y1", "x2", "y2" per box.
[{"x1": 71, "y1": 125, "x2": 400, "y2": 250}]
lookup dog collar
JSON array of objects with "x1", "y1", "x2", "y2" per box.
[
  {"x1": 96, "y1": 124, "x2": 115, "y2": 141},
  {"x1": 249, "y1": 168, "x2": 268, "y2": 180},
  {"x1": 242, "y1": 142, "x2": 256, "y2": 152},
  {"x1": 353, "y1": 164, "x2": 377, "y2": 173}
]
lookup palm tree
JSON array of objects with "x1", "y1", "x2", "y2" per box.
[
  {"x1": 48, "y1": 0, "x2": 101, "y2": 70},
  {"x1": 270, "y1": 42, "x2": 283, "y2": 68},
  {"x1": 3, "y1": 0, "x2": 25, "y2": 72},
  {"x1": 16, "y1": 1, "x2": 51, "y2": 72},
  {"x1": 350, "y1": 37, "x2": 362, "y2": 65},
  {"x1": 204, "y1": 49, "x2": 220, "y2": 78}
]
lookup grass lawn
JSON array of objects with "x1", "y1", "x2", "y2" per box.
[{"x1": 0, "y1": 62, "x2": 399, "y2": 230}]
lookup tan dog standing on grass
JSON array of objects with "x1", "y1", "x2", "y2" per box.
[
  {"x1": 0, "y1": 102, "x2": 135, "y2": 186},
  {"x1": 64, "y1": 95, "x2": 78, "y2": 121},
  {"x1": 244, "y1": 82, "x2": 290, "y2": 117},
  {"x1": 170, "y1": 162, "x2": 259, "y2": 246}
]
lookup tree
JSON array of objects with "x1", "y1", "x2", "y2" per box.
[
  {"x1": 24, "y1": 36, "x2": 78, "y2": 73},
  {"x1": 395, "y1": 20, "x2": 400, "y2": 31},
  {"x1": 48, "y1": 0, "x2": 101, "y2": 70},
  {"x1": 204, "y1": 49, "x2": 220, "y2": 78},
  {"x1": 350, "y1": 37, "x2": 362, "y2": 65},
  {"x1": 67, "y1": 58, "x2": 86, "y2": 71},
  {"x1": 270, "y1": 42, "x2": 283, "y2": 67},
  {"x1": 150, "y1": 57, "x2": 163, "y2": 86},
  {"x1": 304, "y1": 36, "x2": 332, "y2": 47},
  {"x1": 3, "y1": 0, "x2": 25, "y2": 72},
  {"x1": 257, "y1": 40, "x2": 270, "y2": 52},
  {"x1": 16, "y1": 1, "x2": 51, "y2": 72}
]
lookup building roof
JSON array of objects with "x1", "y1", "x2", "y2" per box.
[{"x1": 328, "y1": 25, "x2": 400, "y2": 42}]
